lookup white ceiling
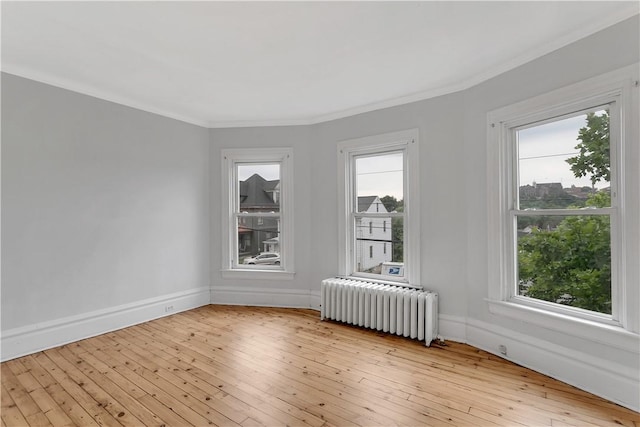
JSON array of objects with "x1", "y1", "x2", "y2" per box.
[{"x1": 2, "y1": 1, "x2": 638, "y2": 128}]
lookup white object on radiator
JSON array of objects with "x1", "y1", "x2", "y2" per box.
[{"x1": 320, "y1": 277, "x2": 438, "y2": 346}]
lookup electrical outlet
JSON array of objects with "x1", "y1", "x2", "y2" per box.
[
  {"x1": 165, "y1": 305, "x2": 174, "y2": 313},
  {"x1": 498, "y1": 344, "x2": 507, "y2": 355}
]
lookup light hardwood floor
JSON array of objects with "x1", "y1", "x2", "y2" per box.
[{"x1": 2, "y1": 305, "x2": 639, "y2": 426}]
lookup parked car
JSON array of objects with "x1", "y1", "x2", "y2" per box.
[{"x1": 243, "y1": 252, "x2": 280, "y2": 265}]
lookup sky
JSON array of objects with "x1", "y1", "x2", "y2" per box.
[
  {"x1": 518, "y1": 109, "x2": 608, "y2": 190},
  {"x1": 356, "y1": 152, "x2": 404, "y2": 200},
  {"x1": 238, "y1": 163, "x2": 280, "y2": 181}
]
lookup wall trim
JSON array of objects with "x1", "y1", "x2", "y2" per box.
[
  {"x1": 1, "y1": 287, "x2": 211, "y2": 362},
  {"x1": 211, "y1": 285, "x2": 315, "y2": 309},
  {"x1": 465, "y1": 318, "x2": 639, "y2": 412},
  {"x1": 438, "y1": 314, "x2": 467, "y2": 343}
]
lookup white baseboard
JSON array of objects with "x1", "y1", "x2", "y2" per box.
[
  {"x1": 211, "y1": 285, "x2": 316, "y2": 309},
  {"x1": 1, "y1": 287, "x2": 211, "y2": 362},
  {"x1": 309, "y1": 289, "x2": 321, "y2": 310},
  {"x1": 466, "y1": 318, "x2": 639, "y2": 412},
  {"x1": 438, "y1": 314, "x2": 467, "y2": 343},
  {"x1": 4, "y1": 283, "x2": 637, "y2": 412}
]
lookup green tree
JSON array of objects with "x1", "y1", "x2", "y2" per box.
[
  {"x1": 380, "y1": 195, "x2": 401, "y2": 212},
  {"x1": 518, "y1": 193, "x2": 611, "y2": 314},
  {"x1": 566, "y1": 110, "x2": 609, "y2": 187},
  {"x1": 391, "y1": 215, "x2": 403, "y2": 263},
  {"x1": 518, "y1": 111, "x2": 611, "y2": 314},
  {"x1": 380, "y1": 195, "x2": 404, "y2": 262}
]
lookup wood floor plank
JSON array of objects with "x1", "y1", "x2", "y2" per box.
[
  {"x1": 30, "y1": 352, "x2": 114, "y2": 427},
  {"x1": 119, "y1": 326, "x2": 330, "y2": 427},
  {"x1": 93, "y1": 339, "x2": 242, "y2": 426},
  {"x1": 135, "y1": 322, "x2": 360, "y2": 427},
  {"x1": 58, "y1": 345, "x2": 166, "y2": 427},
  {"x1": 1, "y1": 384, "x2": 30, "y2": 427},
  {"x1": 173, "y1": 310, "x2": 540, "y2": 426},
  {"x1": 3, "y1": 305, "x2": 639, "y2": 427},
  {"x1": 139, "y1": 319, "x2": 378, "y2": 424},
  {"x1": 2, "y1": 364, "x2": 48, "y2": 421},
  {"x1": 82, "y1": 337, "x2": 215, "y2": 426},
  {"x1": 9, "y1": 356, "x2": 96, "y2": 427},
  {"x1": 111, "y1": 327, "x2": 311, "y2": 427},
  {"x1": 163, "y1": 319, "x2": 463, "y2": 426}
]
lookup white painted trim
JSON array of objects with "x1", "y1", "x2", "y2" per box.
[
  {"x1": 211, "y1": 286, "x2": 315, "y2": 309},
  {"x1": 487, "y1": 299, "x2": 639, "y2": 353},
  {"x1": 487, "y1": 64, "x2": 640, "y2": 333},
  {"x1": 0, "y1": 287, "x2": 211, "y2": 362},
  {"x1": 466, "y1": 318, "x2": 640, "y2": 412},
  {"x1": 220, "y1": 147, "x2": 295, "y2": 275},
  {"x1": 220, "y1": 270, "x2": 295, "y2": 281},
  {"x1": 1, "y1": 68, "x2": 211, "y2": 128},
  {"x1": 309, "y1": 289, "x2": 321, "y2": 311},
  {"x1": 337, "y1": 129, "x2": 420, "y2": 287},
  {"x1": 438, "y1": 314, "x2": 467, "y2": 343}
]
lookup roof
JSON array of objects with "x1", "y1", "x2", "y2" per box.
[
  {"x1": 356, "y1": 196, "x2": 391, "y2": 213},
  {"x1": 239, "y1": 174, "x2": 279, "y2": 209},
  {"x1": 357, "y1": 196, "x2": 377, "y2": 212}
]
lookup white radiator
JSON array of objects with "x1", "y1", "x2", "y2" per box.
[{"x1": 320, "y1": 277, "x2": 438, "y2": 346}]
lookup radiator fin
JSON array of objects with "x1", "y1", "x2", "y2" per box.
[{"x1": 320, "y1": 277, "x2": 438, "y2": 346}]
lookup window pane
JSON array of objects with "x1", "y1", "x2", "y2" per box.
[
  {"x1": 237, "y1": 217, "x2": 280, "y2": 266},
  {"x1": 355, "y1": 216, "x2": 403, "y2": 278},
  {"x1": 237, "y1": 163, "x2": 280, "y2": 213},
  {"x1": 355, "y1": 152, "x2": 403, "y2": 213},
  {"x1": 517, "y1": 215, "x2": 611, "y2": 314},
  {"x1": 517, "y1": 109, "x2": 610, "y2": 209}
]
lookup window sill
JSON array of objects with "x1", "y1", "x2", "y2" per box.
[
  {"x1": 345, "y1": 275, "x2": 422, "y2": 290},
  {"x1": 221, "y1": 269, "x2": 295, "y2": 281},
  {"x1": 486, "y1": 299, "x2": 639, "y2": 353}
]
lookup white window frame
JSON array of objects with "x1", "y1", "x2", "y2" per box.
[
  {"x1": 221, "y1": 147, "x2": 294, "y2": 280},
  {"x1": 487, "y1": 64, "x2": 639, "y2": 351},
  {"x1": 337, "y1": 129, "x2": 421, "y2": 288}
]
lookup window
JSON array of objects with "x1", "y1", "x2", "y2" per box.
[
  {"x1": 487, "y1": 66, "x2": 639, "y2": 342},
  {"x1": 515, "y1": 107, "x2": 614, "y2": 315},
  {"x1": 338, "y1": 129, "x2": 420, "y2": 287},
  {"x1": 221, "y1": 147, "x2": 294, "y2": 278}
]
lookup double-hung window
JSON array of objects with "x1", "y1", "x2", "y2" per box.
[
  {"x1": 221, "y1": 147, "x2": 294, "y2": 278},
  {"x1": 338, "y1": 129, "x2": 420, "y2": 287},
  {"x1": 487, "y1": 65, "x2": 639, "y2": 343}
]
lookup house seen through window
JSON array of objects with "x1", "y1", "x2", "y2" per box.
[
  {"x1": 236, "y1": 164, "x2": 281, "y2": 266},
  {"x1": 338, "y1": 129, "x2": 419, "y2": 286},
  {"x1": 354, "y1": 152, "x2": 404, "y2": 277},
  {"x1": 221, "y1": 147, "x2": 293, "y2": 276}
]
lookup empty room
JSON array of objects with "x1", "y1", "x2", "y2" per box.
[{"x1": 2, "y1": 1, "x2": 639, "y2": 426}]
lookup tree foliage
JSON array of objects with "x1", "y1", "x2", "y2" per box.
[
  {"x1": 566, "y1": 110, "x2": 610, "y2": 187},
  {"x1": 518, "y1": 193, "x2": 611, "y2": 314},
  {"x1": 518, "y1": 111, "x2": 611, "y2": 314},
  {"x1": 380, "y1": 195, "x2": 400, "y2": 212},
  {"x1": 392, "y1": 216, "x2": 403, "y2": 263},
  {"x1": 379, "y1": 195, "x2": 404, "y2": 262}
]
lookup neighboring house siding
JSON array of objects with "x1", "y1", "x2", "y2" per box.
[
  {"x1": 356, "y1": 196, "x2": 392, "y2": 272},
  {"x1": 239, "y1": 174, "x2": 280, "y2": 257}
]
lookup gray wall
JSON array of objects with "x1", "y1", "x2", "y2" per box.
[{"x1": 2, "y1": 74, "x2": 210, "y2": 330}]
